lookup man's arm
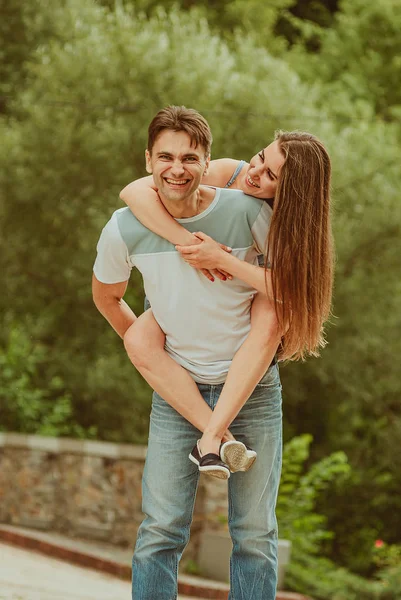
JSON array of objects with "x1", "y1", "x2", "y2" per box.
[{"x1": 92, "y1": 274, "x2": 137, "y2": 339}]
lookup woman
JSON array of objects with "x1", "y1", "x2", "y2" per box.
[{"x1": 120, "y1": 131, "x2": 334, "y2": 478}]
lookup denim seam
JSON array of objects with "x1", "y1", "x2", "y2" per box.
[
  {"x1": 174, "y1": 553, "x2": 178, "y2": 600},
  {"x1": 228, "y1": 481, "x2": 234, "y2": 600},
  {"x1": 210, "y1": 385, "x2": 216, "y2": 409}
]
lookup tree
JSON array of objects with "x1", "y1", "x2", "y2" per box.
[
  {"x1": 0, "y1": 0, "x2": 327, "y2": 442},
  {"x1": 287, "y1": 0, "x2": 401, "y2": 120},
  {"x1": 1, "y1": 0, "x2": 400, "y2": 572}
]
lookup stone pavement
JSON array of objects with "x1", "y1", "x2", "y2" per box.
[
  {"x1": 0, "y1": 542, "x2": 198, "y2": 600},
  {"x1": 0, "y1": 525, "x2": 310, "y2": 600}
]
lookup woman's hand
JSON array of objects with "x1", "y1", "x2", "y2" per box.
[{"x1": 176, "y1": 232, "x2": 232, "y2": 280}]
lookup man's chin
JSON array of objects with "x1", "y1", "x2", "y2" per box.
[
  {"x1": 161, "y1": 186, "x2": 194, "y2": 203},
  {"x1": 163, "y1": 192, "x2": 187, "y2": 203}
]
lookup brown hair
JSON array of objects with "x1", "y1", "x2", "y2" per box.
[
  {"x1": 267, "y1": 131, "x2": 334, "y2": 361},
  {"x1": 147, "y1": 105, "x2": 212, "y2": 157}
]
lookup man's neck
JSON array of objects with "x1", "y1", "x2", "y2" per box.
[{"x1": 160, "y1": 186, "x2": 216, "y2": 219}]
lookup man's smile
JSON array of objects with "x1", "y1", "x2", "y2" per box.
[{"x1": 164, "y1": 178, "x2": 191, "y2": 186}]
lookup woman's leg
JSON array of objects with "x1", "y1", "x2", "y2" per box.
[
  {"x1": 125, "y1": 295, "x2": 281, "y2": 465},
  {"x1": 198, "y1": 293, "x2": 282, "y2": 456},
  {"x1": 228, "y1": 365, "x2": 282, "y2": 600},
  {"x1": 124, "y1": 310, "x2": 235, "y2": 440}
]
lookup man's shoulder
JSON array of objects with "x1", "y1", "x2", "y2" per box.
[
  {"x1": 112, "y1": 206, "x2": 139, "y2": 225},
  {"x1": 112, "y1": 206, "x2": 150, "y2": 236},
  {"x1": 216, "y1": 187, "x2": 263, "y2": 206},
  {"x1": 111, "y1": 207, "x2": 174, "y2": 256},
  {"x1": 213, "y1": 188, "x2": 265, "y2": 223}
]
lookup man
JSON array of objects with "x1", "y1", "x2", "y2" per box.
[{"x1": 92, "y1": 106, "x2": 282, "y2": 600}]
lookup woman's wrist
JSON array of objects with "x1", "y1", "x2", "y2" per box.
[
  {"x1": 184, "y1": 231, "x2": 200, "y2": 246},
  {"x1": 217, "y1": 250, "x2": 234, "y2": 271},
  {"x1": 171, "y1": 229, "x2": 199, "y2": 246}
]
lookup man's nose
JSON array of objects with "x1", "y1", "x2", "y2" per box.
[{"x1": 171, "y1": 159, "x2": 185, "y2": 177}]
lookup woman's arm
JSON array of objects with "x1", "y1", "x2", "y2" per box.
[
  {"x1": 119, "y1": 159, "x2": 242, "y2": 246},
  {"x1": 119, "y1": 176, "x2": 195, "y2": 246},
  {"x1": 176, "y1": 231, "x2": 274, "y2": 299}
]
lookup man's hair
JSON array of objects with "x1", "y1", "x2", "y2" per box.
[
  {"x1": 266, "y1": 131, "x2": 334, "y2": 362},
  {"x1": 147, "y1": 105, "x2": 212, "y2": 157}
]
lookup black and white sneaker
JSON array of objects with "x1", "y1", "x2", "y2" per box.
[
  {"x1": 220, "y1": 440, "x2": 257, "y2": 473},
  {"x1": 189, "y1": 441, "x2": 230, "y2": 480}
]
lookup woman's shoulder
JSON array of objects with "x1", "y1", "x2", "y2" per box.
[{"x1": 203, "y1": 158, "x2": 247, "y2": 188}]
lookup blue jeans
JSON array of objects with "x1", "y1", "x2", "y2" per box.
[{"x1": 132, "y1": 365, "x2": 282, "y2": 600}]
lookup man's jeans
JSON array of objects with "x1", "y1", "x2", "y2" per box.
[{"x1": 132, "y1": 364, "x2": 283, "y2": 600}]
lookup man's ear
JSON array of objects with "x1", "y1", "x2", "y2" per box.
[
  {"x1": 145, "y1": 149, "x2": 152, "y2": 174},
  {"x1": 203, "y1": 154, "x2": 211, "y2": 176}
]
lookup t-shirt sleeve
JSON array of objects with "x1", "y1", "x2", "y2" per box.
[
  {"x1": 251, "y1": 201, "x2": 272, "y2": 255},
  {"x1": 93, "y1": 212, "x2": 132, "y2": 283}
]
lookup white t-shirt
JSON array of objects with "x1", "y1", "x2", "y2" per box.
[{"x1": 94, "y1": 187, "x2": 271, "y2": 384}]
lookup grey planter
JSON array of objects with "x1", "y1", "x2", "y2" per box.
[{"x1": 198, "y1": 530, "x2": 291, "y2": 590}]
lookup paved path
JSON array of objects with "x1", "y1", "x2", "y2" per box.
[{"x1": 0, "y1": 543, "x2": 196, "y2": 600}]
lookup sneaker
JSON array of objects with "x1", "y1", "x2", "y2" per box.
[
  {"x1": 189, "y1": 441, "x2": 230, "y2": 480},
  {"x1": 220, "y1": 440, "x2": 257, "y2": 473}
]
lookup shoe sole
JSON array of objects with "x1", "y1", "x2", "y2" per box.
[
  {"x1": 221, "y1": 442, "x2": 257, "y2": 473},
  {"x1": 190, "y1": 452, "x2": 230, "y2": 480},
  {"x1": 199, "y1": 465, "x2": 230, "y2": 480}
]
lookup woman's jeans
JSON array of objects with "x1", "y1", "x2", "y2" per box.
[{"x1": 132, "y1": 364, "x2": 283, "y2": 600}]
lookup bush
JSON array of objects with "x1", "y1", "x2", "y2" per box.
[
  {"x1": 278, "y1": 436, "x2": 379, "y2": 599},
  {"x1": 0, "y1": 321, "x2": 89, "y2": 437}
]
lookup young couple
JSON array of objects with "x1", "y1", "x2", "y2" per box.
[{"x1": 93, "y1": 105, "x2": 333, "y2": 600}]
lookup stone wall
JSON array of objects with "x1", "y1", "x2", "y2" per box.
[{"x1": 0, "y1": 433, "x2": 229, "y2": 563}]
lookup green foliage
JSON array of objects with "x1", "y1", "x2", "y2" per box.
[
  {"x1": 0, "y1": 0, "x2": 40, "y2": 98},
  {"x1": 287, "y1": 0, "x2": 401, "y2": 120},
  {"x1": 0, "y1": 0, "x2": 80, "y2": 111},
  {"x1": 278, "y1": 435, "x2": 350, "y2": 561},
  {"x1": 0, "y1": 321, "x2": 89, "y2": 437},
  {"x1": 277, "y1": 436, "x2": 401, "y2": 600},
  {"x1": 119, "y1": 0, "x2": 292, "y2": 54},
  {"x1": 377, "y1": 564, "x2": 401, "y2": 600},
  {"x1": 0, "y1": 0, "x2": 330, "y2": 444},
  {"x1": 372, "y1": 541, "x2": 401, "y2": 598},
  {"x1": 374, "y1": 541, "x2": 401, "y2": 570},
  {"x1": 116, "y1": 0, "x2": 340, "y2": 52},
  {"x1": 0, "y1": 0, "x2": 400, "y2": 580},
  {"x1": 287, "y1": 555, "x2": 383, "y2": 600}
]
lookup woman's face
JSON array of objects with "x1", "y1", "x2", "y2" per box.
[{"x1": 242, "y1": 140, "x2": 285, "y2": 199}]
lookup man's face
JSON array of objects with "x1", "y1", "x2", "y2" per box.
[{"x1": 145, "y1": 130, "x2": 209, "y2": 203}]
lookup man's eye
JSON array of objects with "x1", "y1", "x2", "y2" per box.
[{"x1": 185, "y1": 157, "x2": 197, "y2": 162}]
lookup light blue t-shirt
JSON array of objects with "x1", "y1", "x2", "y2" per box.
[{"x1": 94, "y1": 187, "x2": 271, "y2": 384}]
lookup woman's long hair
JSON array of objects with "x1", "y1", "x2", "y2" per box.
[{"x1": 267, "y1": 131, "x2": 334, "y2": 361}]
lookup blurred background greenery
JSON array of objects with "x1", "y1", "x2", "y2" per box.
[{"x1": 1, "y1": 0, "x2": 400, "y2": 597}]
